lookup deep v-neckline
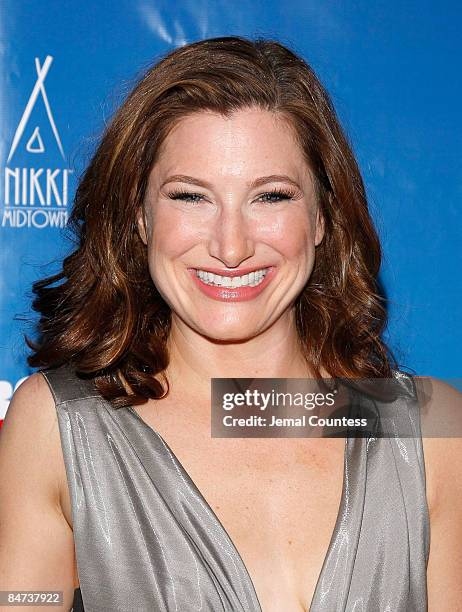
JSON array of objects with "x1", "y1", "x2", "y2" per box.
[{"x1": 123, "y1": 403, "x2": 362, "y2": 611}]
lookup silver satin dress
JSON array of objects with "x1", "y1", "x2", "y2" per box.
[{"x1": 41, "y1": 365, "x2": 430, "y2": 612}]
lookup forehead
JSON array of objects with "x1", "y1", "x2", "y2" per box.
[{"x1": 151, "y1": 107, "x2": 312, "y2": 183}]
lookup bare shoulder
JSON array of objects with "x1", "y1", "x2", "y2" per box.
[
  {"x1": 415, "y1": 376, "x2": 462, "y2": 514},
  {"x1": 1, "y1": 371, "x2": 58, "y2": 436},
  {"x1": 414, "y1": 376, "x2": 462, "y2": 607},
  {"x1": 0, "y1": 372, "x2": 77, "y2": 602},
  {"x1": 0, "y1": 371, "x2": 63, "y2": 507}
]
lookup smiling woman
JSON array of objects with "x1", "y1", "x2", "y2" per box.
[
  {"x1": 0, "y1": 35, "x2": 461, "y2": 612},
  {"x1": 138, "y1": 107, "x2": 324, "y2": 330}
]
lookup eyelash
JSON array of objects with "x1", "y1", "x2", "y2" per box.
[{"x1": 166, "y1": 188, "x2": 297, "y2": 205}]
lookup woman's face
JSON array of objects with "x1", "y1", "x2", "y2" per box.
[{"x1": 140, "y1": 106, "x2": 324, "y2": 341}]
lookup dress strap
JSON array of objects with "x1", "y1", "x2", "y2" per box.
[{"x1": 40, "y1": 363, "x2": 99, "y2": 405}]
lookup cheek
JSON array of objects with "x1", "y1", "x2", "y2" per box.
[
  {"x1": 145, "y1": 211, "x2": 195, "y2": 302},
  {"x1": 149, "y1": 208, "x2": 200, "y2": 259},
  {"x1": 256, "y1": 211, "x2": 315, "y2": 257}
]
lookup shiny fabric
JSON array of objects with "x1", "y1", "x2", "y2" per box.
[{"x1": 41, "y1": 365, "x2": 430, "y2": 612}]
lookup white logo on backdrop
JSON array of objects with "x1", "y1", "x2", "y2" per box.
[
  {"x1": 2, "y1": 55, "x2": 72, "y2": 229},
  {"x1": 7, "y1": 56, "x2": 65, "y2": 163},
  {"x1": 26, "y1": 127, "x2": 45, "y2": 154}
]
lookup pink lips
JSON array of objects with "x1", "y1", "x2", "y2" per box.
[{"x1": 188, "y1": 266, "x2": 276, "y2": 302}]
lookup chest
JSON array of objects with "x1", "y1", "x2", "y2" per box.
[
  {"x1": 59, "y1": 403, "x2": 346, "y2": 610},
  {"x1": 176, "y1": 435, "x2": 346, "y2": 611},
  {"x1": 63, "y1": 404, "x2": 345, "y2": 612}
]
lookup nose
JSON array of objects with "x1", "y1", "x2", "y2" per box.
[{"x1": 207, "y1": 206, "x2": 255, "y2": 268}]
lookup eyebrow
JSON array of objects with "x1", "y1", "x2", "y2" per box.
[{"x1": 160, "y1": 174, "x2": 301, "y2": 190}]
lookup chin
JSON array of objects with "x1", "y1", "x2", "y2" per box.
[{"x1": 196, "y1": 323, "x2": 262, "y2": 343}]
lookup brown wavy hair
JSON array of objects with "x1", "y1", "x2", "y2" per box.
[{"x1": 26, "y1": 35, "x2": 399, "y2": 408}]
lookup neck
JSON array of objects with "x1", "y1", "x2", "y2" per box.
[{"x1": 162, "y1": 311, "x2": 322, "y2": 403}]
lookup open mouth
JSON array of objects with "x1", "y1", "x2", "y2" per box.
[
  {"x1": 194, "y1": 267, "x2": 270, "y2": 288},
  {"x1": 188, "y1": 266, "x2": 276, "y2": 302}
]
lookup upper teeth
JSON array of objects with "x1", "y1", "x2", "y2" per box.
[{"x1": 196, "y1": 268, "x2": 269, "y2": 287}]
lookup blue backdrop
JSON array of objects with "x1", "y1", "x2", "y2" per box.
[{"x1": 1, "y1": 1, "x2": 461, "y2": 422}]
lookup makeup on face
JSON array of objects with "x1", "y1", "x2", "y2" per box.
[
  {"x1": 142, "y1": 107, "x2": 324, "y2": 339},
  {"x1": 188, "y1": 265, "x2": 278, "y2": 302}
]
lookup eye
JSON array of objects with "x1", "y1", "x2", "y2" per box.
[
  {"x1": 167, "y1": 190, "x2": 205, "y2": 203},
  {"x1": 166, "y1": 188, "x2": 297, "y2": 205},
  {"x1": 257, "y1": 189, "x2": 297, "y2": 204}
]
